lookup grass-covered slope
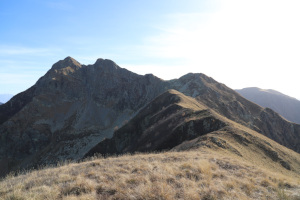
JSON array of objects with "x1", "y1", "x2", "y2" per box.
[
  {"x1": 0, "y1": 150, "x2": 299, "y2": 200},
  {"x1": 1, "y1": 90, "x2": 300, "y2": 199},
  {"x1": 86, "y1": 90, "x2": 300, "y2": 177}
]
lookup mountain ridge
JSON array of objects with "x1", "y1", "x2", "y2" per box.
[
  {"x1": 236, "y1": 87, "x2": 300, "y2": 124},
  {"x1": 1, "y1": 89, "x2": 300, "y2": 199},
  {"x1": 1, "y1": 57, "x2": 299, "y2": 176},
  {"x1": 85, "y1": 89, "x2": 299, "y2": 174}
]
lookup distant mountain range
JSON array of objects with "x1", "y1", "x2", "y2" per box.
[
  {"x1": 0, "y1": 94, "x2": 13, "y2": 104},
  {"x1": 0, "y1": 57, "x2": 299, "y2": 177},
  {"x1": 236, "y1": 87, "x2": 300, "y2": 124}
]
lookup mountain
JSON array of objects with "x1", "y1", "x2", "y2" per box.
[
  {"x1": 86, "y1": 89, "x2": 226, "y2": 156},
  {"x1": 236, "y1": 87, "x2": 300, "y2": 124},
  {"x1": 1, "y1": 57, "x2": 300, "y2": 177},
  {"x1": 2, "y1": 90, "x2": 300, "y2": 199},
  {"x1": 170, "y1": 74, "x2": 300, "y2": 153},
  {"x1": 0, "y1": 103, "x2": 2, "y2": 105},
  {"x1": 0, "y1": 94, "x2": 13, "y2": 103},
  {"x1": 85, "y1": 90, "x2": 299, "y2": 174},
  {"x1": 0, "y1": 57, "x2": 167, "y2": 176}
]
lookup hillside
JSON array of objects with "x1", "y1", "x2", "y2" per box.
[
  {"x1": 236, "y1": 87, "x2": 300, "y2": 124},
  {"x1": 1, "y1": 151, "x2": 299, "y2": 200},
  {"x1": 81, "y1": 90, "x2": 300, "y2": 199},
  {"x1": 2, "y1": 119, "x2": 300, "y2": 200},
  {"x1": 0, "y1": 57, "x2": 168, "y2": 176},
  {"x1": 2, "y1": 90, "x2": 300, "y2": 200},
  {"x1": 86, "y1": 89, "x2": 225, "y2": 156},
  {"x1": 1, "y1": 57, "x2": 300, "y2": 177},
  {"x1": 86, "y1": 90, "x2": 300, "y2": 174}
]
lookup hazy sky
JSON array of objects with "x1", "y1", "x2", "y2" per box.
[{"x1": 1, "y1": 0, "x2": 300, "y2": 100}]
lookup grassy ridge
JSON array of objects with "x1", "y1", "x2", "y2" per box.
[{"x1": 1, "y1": 149, "x2": 299, "y2": 200}]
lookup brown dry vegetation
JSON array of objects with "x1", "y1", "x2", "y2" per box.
[{"x1": 1, "y1": 149, "x2": 299, "y2": 200}]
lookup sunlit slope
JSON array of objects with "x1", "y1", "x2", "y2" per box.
[{"x1": 86, "y1": 90, "x2": 300, "y2": 178}]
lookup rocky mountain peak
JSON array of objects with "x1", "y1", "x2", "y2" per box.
[
  {"x1": 51, "y1": 56, "x2": 81, "y2": 71},
  {"x1": 94, "y1": 58, "x2": 120, "y2": 72},
  {"x1": 1, "y1": 57, "x2": 300, "y2": 177}
]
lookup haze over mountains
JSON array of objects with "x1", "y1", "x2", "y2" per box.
[
  {"x1": 0, "y1": 94, "x2": 13, "y2": 104},
  {"x1": 0, "y1": 57, "x2": 300, "y2": 178},
  {"x1": 236, "y1": 87, "x2": 300, "y2": 124}
]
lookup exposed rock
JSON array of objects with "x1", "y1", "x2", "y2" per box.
[
  {"x1": 0, "y1": 57, "x2": 168, "y2": 175},
  {"x1": 85, "y1": 90, "x2": 226, "y2": 156},
  {"x1": 170, "y1": 74, "x2": 300, "y2": 153},
  {"x1": 1, "y1": 57, "x2": 300, "y2": 176},
  {"x1": 86, "y1": 90, "x2": 299, "y2": 174}
]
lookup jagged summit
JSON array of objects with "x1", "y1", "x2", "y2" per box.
[
  {"x1": 94, "y1": 58, "x2": 120, "y2": 71},
  {"x1": 51, "y1": 56, "x2": 81, "y2": 70},
  {"x1": 1, "y1": 57, "x2": 300, "y2": 177}
]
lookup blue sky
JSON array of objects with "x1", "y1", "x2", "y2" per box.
[{"x1": 1, "y1": 0, "x2": 300, "y2": 100}]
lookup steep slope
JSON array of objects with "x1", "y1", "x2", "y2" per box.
[
  {"x1": 1, "y1": 92, "x2": 299, "y2": 200},
  {"x1": 85, "y1": 89, "x2": 226, "y2": 156},
  {"x1": 1, "y1": 57, "x2": 300, "y2": 177},
  {"x1": 0, "y1": 57, "x2": 167, "y2": 176},
  {"x1": 170, "y1": 74, "x2": 300, "y2": 153},
  {"x1": 86, "y1": 90, "x2": 300, "y2": 177},
  {"x1": 236, "y1": 87, "x2": 300, "y2": 124}
]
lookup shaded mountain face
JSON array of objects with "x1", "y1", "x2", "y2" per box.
[
  {"x1": 170, "y1": 74, "x2": 300, "y2": 153},
  {"x1": 236, "y1": 87, "x2": 300, "y2": 124},
  {"x1": 85, "y1": 90, "x2": 226, "y2": 156},
  {"x1": 1, "y1": 57, "x2": 300, "y2": 176},
  {"x1": 0, "y1": 57, "x2": 168, "y2": 175},
  {"x1": 85, "y1": 90, "x2": 300, "y2": 175}
]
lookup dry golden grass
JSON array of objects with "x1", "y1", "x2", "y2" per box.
[{"x1": 1, "y1": 149, "x2": 299, "y2": 200}]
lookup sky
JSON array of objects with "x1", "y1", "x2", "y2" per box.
[{"x1": 1, "y1": 0, "x2": 300, "y2": 100}]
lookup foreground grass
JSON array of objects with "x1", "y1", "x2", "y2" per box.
[{"x1": 0, "y1": 150, "x2": 299, "y2": 200}]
